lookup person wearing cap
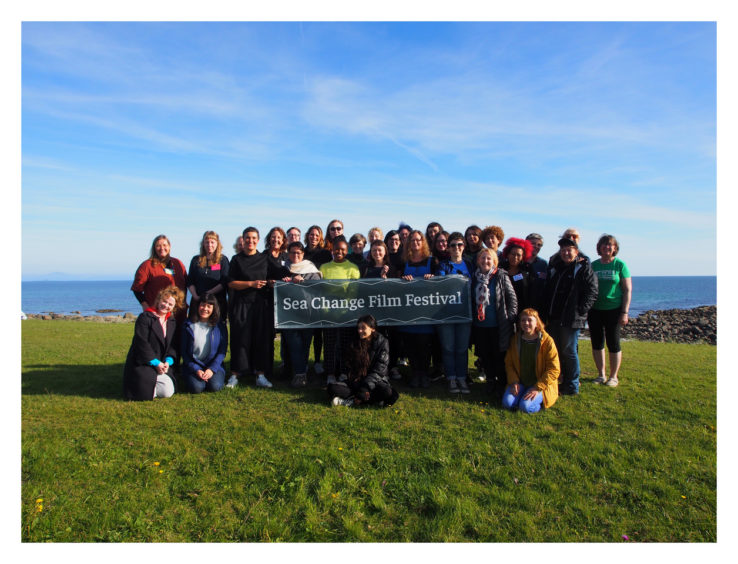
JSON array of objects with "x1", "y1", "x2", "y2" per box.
[
  {"x1": 525, "y1": 233, "x2": 548, "y2": 311},
  {"x1": 541, "y1": 236, "x2": 598, "y2": 395},
  {"x1": 549, "y1": 228, "x2": 589, "y2": 264}
]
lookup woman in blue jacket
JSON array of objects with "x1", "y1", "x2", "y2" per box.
[{"x1": 181, "y1": 293, "x2": 228, "y2": 393}]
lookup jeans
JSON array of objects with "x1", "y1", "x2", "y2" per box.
[
  {"x1": 502, "y1": 384, "x2": 544, "y2": 413},
  {"x1": 547, "y1": 323, "x2": 580, "y2": 394},
  {"x1": 183, "y1": 368, "x2": 225, "y2": 393},
  {"x1": 437, "y1": 322, "x2": 472, "y2": 381},
  {"x1": 282, "y1": 329, "x2": 313, "y2": 375}
]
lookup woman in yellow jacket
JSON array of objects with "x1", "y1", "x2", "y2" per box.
[{"x1": 502, "y1": 308, "x2": 560, "y2": 413}]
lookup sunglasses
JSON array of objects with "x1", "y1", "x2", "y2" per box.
[
  {"x1": 329, "y1": 226, "x2": 343, "y2": 231},
  {"x1": 449, "y1": 242, "x2": 464, "y2": 248}
]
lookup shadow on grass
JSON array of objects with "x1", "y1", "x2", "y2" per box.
[{"x1": 22, "y1": 363, "x2": 126, "y2": 399}]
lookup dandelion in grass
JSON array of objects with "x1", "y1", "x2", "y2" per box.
[
  {"x1": 36, "y1": 504, "x2": 43, "y2": 512},
  {"x1": 153, "y1": 461, "x2": 160, "y2": 466},
  {"x1": 35, "y1": 498, "x2": 43, "y2": 503},
  {"x1": 681, "y1": 495, "x2": 686, "y2": 499},
  {"x1": 338, "y1": 447, "x2": 343, "y2": 451},
  {"x1": 159, "y1": 470, "x2": 164, "y2": 474}
]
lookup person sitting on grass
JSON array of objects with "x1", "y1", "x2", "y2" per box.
[
  {"x1": 502, "y1": 308, "x2": 560, "y2": 413},
  {"x1": 329, "y1": 315, "x2": 399, "y2": 408},
  {"x1": 181, "y1": 293, "x2": 228, "y2": 394},
  {"x1": 123, "y1": 285, "x2": 185, "y2": 401}
]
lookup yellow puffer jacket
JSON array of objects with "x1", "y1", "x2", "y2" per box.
[{"x1": 504, "y1": 330, "x2": 560, "y2": 409}]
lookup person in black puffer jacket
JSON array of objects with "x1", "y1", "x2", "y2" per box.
[{"x1": 327, "y1": 315, "x2": 399, "y2": 408}]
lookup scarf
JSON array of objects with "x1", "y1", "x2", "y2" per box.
[
  {"x1": 289, "y1": 259, "x2": 321, "y2": 275},
  {"x1": 474, "y1": 268, "x2": 495, "y2": 321}
]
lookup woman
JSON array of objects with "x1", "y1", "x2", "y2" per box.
[
  {"x1": 432, "y1": 230, "x2": 450, "y2": 262},
  {"x1": 502, "y1": 308, "x2": 560, "y2": 413},
  {"x1": 303, "y1": 225, "x2": 331, "y2": 376},
  {"x1": 225, "y1": 227, "x2": 291, "y2": 389},
  {"x1": 328, "y1": 315, "x2": 399, "y2": 408},
  {"x1": 463, "y1": 225, "x2": 483, "y2": 264},
  {"x1": 282, "y1": 241, "x2": 322, "y2": 388},
  {"x1": 589, "y1": 234, "x2": 632, "y2": 387},
  {"x1": 384, "y1": 229, "x2": 404, "y2": 270},
  {"x1": 304, "y1": 224, "x2": 332, "y2": 268},
  {"x1": 187, "y1": 231, "x2": 230, "y2": 322},
  {"x1": 233, "y1": 235, "x2": 244, "y2": 256},
  {"x1": 360, "y1": 239, "x2": 399, "y2": 279},
  {"x1": 264, "y1": 226, "x2": 288, "y2": 266},
  {"x1": 400, "y1": 230, "x2": 439, "y2": 388},
  {"x1": 472, "y1": 248, "x2": 518, "y2": 400},
  {"x1": 482, "y1": 225, "x2": 505, "y2": 258},
  {"x1": 500, "y1": 237, "x2": 533, "y2": 312},
  {"x1": 361, "y1": 240, "x2": 402, "y2": 380},
  {"x1": 325, "y1": 219, "x2": 345, "y2": 252},
  {"x1": 181, "y1": 293, "x2": 228, "y2": 394},
  {"x1": 286, "y1": 226, "x2": 302, "y2": 245},
  {"x1": 319, "y1": 236, "x2": 361, "y2": 384},
  {"x1": 123, "y1": 285, "x2": 185, "y2": 401},
  {"x1": 425, "y1": 221, "x2": 444, "y2": 248},
  {"x1": 435, "y1": 232, "x2": 474, "y2": 394},
  {"x1": 348, "y1": 233, "x2": 367, "y2": 266},
  {"x1": 366, "y1": 227, "x2": 384, "y2": 257},
  {"x1": 131, "y1": 235, "x2": 188, "y2": 362}
]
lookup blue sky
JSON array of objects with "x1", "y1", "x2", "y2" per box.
[{"x1": 21, "y1": 21, "x2": 716, "y2": 278}]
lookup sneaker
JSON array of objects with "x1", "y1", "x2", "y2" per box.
[
  {"x1": 448, "y1": 379, "x2": 460, "y2": 393},
  {"x1": 225, "y1": 374, "x2": 239, "y2": 388},
  {"x1": 326, "y1": 374, "x2": 337, "y2": 385},
  {"x1": 255, "y1": 374, "x2": 273, "y2": 388},
  {"x1": 314, "y1": 362, "x2": 325, "y2": 375},
  {"x1": 390, "y1": 367, "x2": 402, "y2": 380},
  {"x1": 290, "y1": 373, "x2": 307, "y2": 388},
  {"x1": 458, "y1": 379, "x2": 471, "y2": 394},
  {"x1": 331, "y1": 396, "x2": 354, "y2": 407},
  {"x1": 477, "y1": 369, "x2": 486, "y2": 383},
  {"x1": 398, "y1": 357, "x2": 409, "y2": 367},
  {"x1": 605, "y1": 376, "x2": 619, "y2": 387},
  {"x1": 593, "y1": 374, "x2": 607, "y2": 384}
]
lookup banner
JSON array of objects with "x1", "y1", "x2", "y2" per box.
[{"x1": 274, "y1": 276, "x2": 471, "y2": 329}]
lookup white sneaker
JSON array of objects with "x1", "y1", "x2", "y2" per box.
[
  {"x1": 225, "y1": 375, "x2": 239, "y2": 388},
  {"x1": 314, "y1": 362, "x2": 325, "y2": 375},
  {"x1": 593, "y1": 374, "x2": 607, "y2": 384},
  {"x1": 398, "y1": 357, "x2": 409, "y2": 367},
  {"x1": 332, "y1": 396, "x2": 354, "y2": 407},
  {"x1": 605, "y1": 376, "x2": 619, "y2": 387},
  {"x1": 326, "y1": 374, "x2": 336, "y2": 385},
  {"x1": 255, "y1": 374, "x2": 273, "y2": 388},
  {"x1": 477, "y1": 369, "x2": 486, "y2": 383}
]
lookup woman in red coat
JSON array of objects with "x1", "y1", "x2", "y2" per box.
[{"x1": 131, "y1": 235, "x2": 188, "y2": 362}]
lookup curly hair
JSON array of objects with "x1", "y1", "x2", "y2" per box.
[
  {"x1": 482, "y1": 225, "x2": 505, "y2": 249},
  {"x1": 402, "y1": 229, "x2": 431, "y2": 263},
  {"x1": 265, "y1": 226, "x2": 287, "y2": 254},
  {"x1": 154, "y1": 285, "x2": 185, "y2": 313}
]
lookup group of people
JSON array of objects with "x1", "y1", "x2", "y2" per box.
[{"x1": 124, "y1": 221, "x2": 632, "y2": 414}]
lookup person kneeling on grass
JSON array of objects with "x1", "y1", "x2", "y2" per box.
[
  {"x1": 502, "y1": 308, "x2": 560, "y2": 413},
  {"x1": 329, "y1": 315, "x2": 399, "y2": 408},
  {"x1": 181, "y1": 293, "x2": 228, "y2": 393},
  {"x1": 123, "y1": 285, "x2": 185, "y2": 401}
]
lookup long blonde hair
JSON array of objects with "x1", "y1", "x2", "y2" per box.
[{"x1": 198, "y1": 231, "x2": 223, "y2": 268}]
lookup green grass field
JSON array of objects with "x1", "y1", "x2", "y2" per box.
[{"x1": 21, "y1": 320, "x2": 716, "y2": 542}]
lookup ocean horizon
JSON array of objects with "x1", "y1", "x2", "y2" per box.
[{"x1": 21, "y1": 276, "x2": 717, "y2": 319}]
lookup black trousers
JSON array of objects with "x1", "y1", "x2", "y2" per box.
[{"x1": 327, "y1": 380, "x2": 399, "y2": 407}]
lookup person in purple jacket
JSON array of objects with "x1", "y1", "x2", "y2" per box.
[{"x1": 181, "y1": 293, "x2": 228, "y2": 393}]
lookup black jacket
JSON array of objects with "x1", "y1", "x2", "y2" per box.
[
  {"x1": 542, "y1": 255, "x2": 598, "y2": 329},
  {"x1": 347, "y1": 332, "x2": 391, "y2": 395},
  {"x1": 123, "y1": 311, "x2": 177, "y2": 401}
]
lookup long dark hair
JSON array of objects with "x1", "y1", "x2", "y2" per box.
[
  {"x1": 348, "y1": 315, "x2": 378, "y2": 380},
  {"x1": 189, "y1": 293, "x2": 220, "y2": 326}
]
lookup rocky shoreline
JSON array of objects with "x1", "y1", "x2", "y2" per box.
[{"x1": 24, "y1": 305, "x2": 717, "y2": 344}]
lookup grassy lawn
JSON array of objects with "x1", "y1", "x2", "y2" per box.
[{"x1": 21, "y1": 320, "x2": 716, "y2": 542}]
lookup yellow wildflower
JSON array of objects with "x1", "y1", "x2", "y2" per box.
[
  {"x1": 36, "y1": 504, "x2": 43, "y2": 512},
  {"x1": 35, "y1": 498, "x2": 43, "y2": 503},
  {"x1": 153, "y1": 461, "x2": 160, "y2": 466}
]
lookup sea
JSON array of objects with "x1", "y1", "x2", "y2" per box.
[{"x1": 20, "y1": 276, "x2": 717, "y2": 318}]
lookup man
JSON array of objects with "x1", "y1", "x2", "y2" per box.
[
  {"x1": 541, "y1": 237, "x2": 598, "y2": 395},
  {"x1": 526, "y1": 233, "x2": 547, "y2": 311}
]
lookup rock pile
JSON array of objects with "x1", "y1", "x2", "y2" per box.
[
  {"x1": 581, "y1": 305, "x2": 716, "y2": 345},
  {"x1": 24, "y1": 306, "x2": 717, "y2": 345}
]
